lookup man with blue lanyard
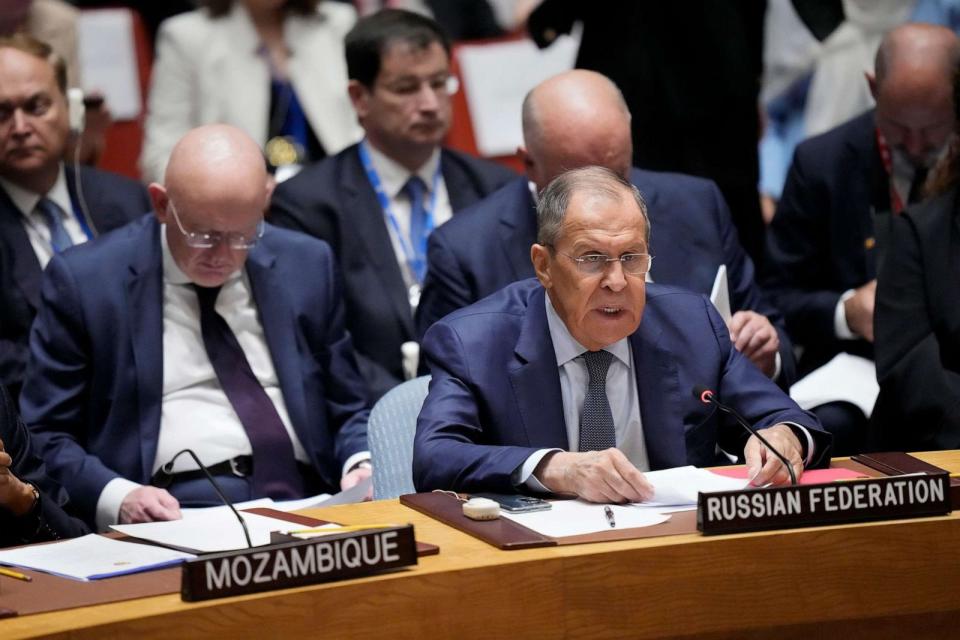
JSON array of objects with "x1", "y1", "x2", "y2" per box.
[
  {"x1": 270, "y1": 9, "x2": 516, "y2": 402},
  {"x1": 0, "y1": 34, "x2": 148, "y2": 397}
]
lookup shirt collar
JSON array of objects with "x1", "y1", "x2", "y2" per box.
[
  {"x1": 0, "y1": 163, "x2": 72, "y2": 220},
  {"x1": 160, "y1": 223, "x2": 243, "y2": 286},
  {"x1": 544, "y1": 291, "x2": 631, "y2": 368},
  {"x1": 364, "y1": 139, "x2": 442, "y2": 199}
]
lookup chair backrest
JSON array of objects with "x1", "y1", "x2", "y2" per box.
[{"x1": 369, "y1": 375, "x2": 431, "y2": 499}]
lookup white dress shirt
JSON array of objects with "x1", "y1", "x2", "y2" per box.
[
  {"x1": 0, "y1": 165, "x2": 90, "y2": 268},
  {"x1": 365, "y1": 142, "x2": 452, "y2": 292},
  {"x1": 95, "y1": 226, "x2": 367, "y2": 529}
]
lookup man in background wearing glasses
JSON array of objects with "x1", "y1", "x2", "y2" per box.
[
  {"x1": 20, "y1": 124, "x2": 371, "y2": 529},
  {"x1": 413, "y1": 167, "x2": 830, "y2": 500},
  {"x1": 270, "y1": 9, "x2": 515, "y2": 403}
]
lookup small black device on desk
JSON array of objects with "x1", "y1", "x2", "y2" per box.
[{"x1": 472, "y1": 493, "x2": 552, "y2": 513}]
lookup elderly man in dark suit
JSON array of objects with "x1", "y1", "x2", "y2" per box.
[
  {"x1": 414, "y1": 167, "x2": 829, "y2": 498},
  {"x1": 0, "y1": 34, "x2": 148, "y2": 396},
  {"x1": 269, "y1": 9, "x2": 515, "y2": 403},
  {"x1": 417, "y1": 70, "x2": 793, "y2": 386},
  {"x1": 763, "y1": 24, "x2": 960, "y2": 452},
  {"x1": 22, "y1": 125, "x2": 371, "y2": 529}
]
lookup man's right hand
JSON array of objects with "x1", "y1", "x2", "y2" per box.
[
  {"x1": 533, "y1": 449, "x2": 654, "y2": 503},
  {"x1": 118, "y1": 486, "x2": 182, "y2": 524},
  {"x1": 844, "y1": 279, "x2": 877, "y2": 342}
]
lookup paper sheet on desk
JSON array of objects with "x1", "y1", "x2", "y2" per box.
[
  {"x1": 177, "y1": 477, "x2": 369, "y2": 518},
  {"x1": 789, "y1": 353, "x2": 878, "y2": 417},
  {"x1": 112, "y1": 511, "x2": 298, "y2": 553},
  {"x1": 502, "y1": 500, "x2": 670, "y2": 538},
  {"x1": 0, "y1": 534, "x2": 194, "y2": 581},
  {"x1": 637, "y1": 466, "x2": 750, "y2": 508}
]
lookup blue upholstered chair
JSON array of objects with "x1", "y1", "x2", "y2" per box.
[{"x1": 369, "y1": 375, "x2": 431, "y2": 499}]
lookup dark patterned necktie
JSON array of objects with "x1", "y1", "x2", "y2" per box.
[
  {"x1": 403, "y1": 175, "x2": 428, "y2": 283},
  {"x1": 37, "y1": 198, "x2": 74, "y2": 253},
  {"x1": 579, "y1": 350, "x2": 616, "y2": 452},
  {"x1": 193, "y1": 284, "x2": 303, "y2": 499},
  {"x1": 907, "y1": 165, "x2": 929, "y2": 205}
]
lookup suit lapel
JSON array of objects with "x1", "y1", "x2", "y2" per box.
[
  {"x1": 343, "y1": 148, "x2": 415, "y2": 338},
  {"x1": 499, "y1": 180, "x2": 538, "y2": 280},
  {"x1": 0, "y1": 188, "x2": 43, "y2": 310},
  {"x1": 630, "y1": 314, "x2": 687, "y2": 469},
  {"x1": 125, "y1": 218, "x2": 165, "y2": 481},
  {"x1": 508, "y1": 286, "x2": 567, "y2": 448},
  {"x1": 440, "y1": 150, "x2": 477, "y2": 211},
  {"x1": 245, "y1": 244, "x2": 310, "y2": 444}
]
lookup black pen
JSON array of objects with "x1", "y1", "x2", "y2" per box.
[{"x1": 604, "y1": 505, "x2": 616, "y2": 528}]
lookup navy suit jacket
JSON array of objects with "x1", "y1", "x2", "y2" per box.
[
  {"x1": 0, "y1": 166, "x2": 149, "y2": 394},
  {"x1": 20, "y1": 216, "x2": 370, "y2": 522},
  {"x1": 416, "y1": 169, "x2": 796, "y2": 386},
  {"x1": 763, "y1": 110, "x2": 888, "y2": 373},
  {"x1": 270, "y1": 143, "x2": 516, "y2": 402},
  {"x1": 413, "y1": 279, "x2": 829, "y2": 493}
]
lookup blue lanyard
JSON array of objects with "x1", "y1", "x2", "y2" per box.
[{"x1": 358, "y1": 140, "x2": 441, "y2": 283}]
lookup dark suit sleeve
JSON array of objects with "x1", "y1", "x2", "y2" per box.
[
  {"x1": 20, "y1": 256, "x2": 122, "y2": 510},
  {"x1": 413, "y1": 322, "x2": 538, "y2": 493},
  {"x1": 0, "y1": 385, "x2": 88, "y2": 546},
  {"x1": 874, "y1": 214, "x2": 960, "y2": 449},
  {"x1": 416, "y1": 227, "x2": 473, "y2": 339},
  {"x1": 708, "y1": 181, "x2": 797, "y2": 388},
  {"x1": 764, "y1": 149, "x2": 846, "y2": 346}
]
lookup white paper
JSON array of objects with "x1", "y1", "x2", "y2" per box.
[
  {"x1": 180, "y1": 497, "x2": 274, "y2": 519},
  {"x1": 501, "y1": 499, "x2": 670, "y2": 538},
  {"x1": 789, "y1": 352, "x2": 878, "y2": 417},
  {"x1": 709, "y1": 264, "x2": 732, "y2": 323},
  {"x1": 639, "y1": 466, "x2": 750, "y2": 507},
  {"x1": 112, "y1": 511, "x2": 298, "y2": 553},
  {"x1": 77, "y1": 10, "x2": 141, "y2": 120},
  {"x1": 457, "y1": 31, "x2": 580, "y2": 157},
  {"x1": 0, "y1": 534, "x2": 194, "y2": 581}
]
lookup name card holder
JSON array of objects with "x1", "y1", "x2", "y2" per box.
[
  {"x1": 697, "y1": 473, "x2": 951, "y2": 535},
  {"x1": 181, "y1": 525, "x2": 417, "y2": 601}
]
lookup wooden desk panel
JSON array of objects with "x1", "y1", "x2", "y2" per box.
[{"x1": 4, "y1": 452, "x2": 959, "y2": 639}]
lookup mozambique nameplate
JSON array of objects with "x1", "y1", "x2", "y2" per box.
[
  {"x1": 697, "y1": 473, "x2": 951, "y2": 535},
  {"x1": 181, "y1": 525, "x2": 417, "y2": 601}
]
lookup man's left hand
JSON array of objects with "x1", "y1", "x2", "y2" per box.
[
  {"x1": 744, "y1": 424, "x2": 804, "y2": 486},
  {"x1": 341, "y1": 464, "x2": 373, "y2": 500},
  {"x1": 728, "y1": 310, "x2": 779, "y2": 377},
  {"x1": 0, "y1": 438, "x2": 36, "y2": 516}
]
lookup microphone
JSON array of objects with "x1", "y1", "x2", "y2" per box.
[
  {"x1": 692, "y1": 385, "x2": 797, "y2": 486},
  {"x1": 161, "y1": 449, "x2": 253, "y2": 548}
]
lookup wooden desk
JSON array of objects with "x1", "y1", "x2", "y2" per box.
[{"x1": 4, "y1": 451, "x2": 960, "y2": 640}]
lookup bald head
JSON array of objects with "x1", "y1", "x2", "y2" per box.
[
  {"x1": 521, "y1": 70, "x2": 633, "y2": 192},
  {"x1": 872, "y1": 23, "x2": 959, "y2": 165},
  {"x1": 150, "y1": 125, "x2": 269, "y2": 287}
]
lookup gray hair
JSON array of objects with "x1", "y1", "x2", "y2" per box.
[{"x1": 536, "y1": 166, "x2": 649, "y2": 247}]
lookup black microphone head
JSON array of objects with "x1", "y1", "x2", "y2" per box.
[{"x1": 692, "y1": 385, "x2": 714, "y2": 403}]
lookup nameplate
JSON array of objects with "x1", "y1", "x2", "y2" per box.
[
  {"x1": 697, "y1": 473, "x2": 951, "y2": 535},
  {"x1": 180, "y1": 525, "x2": 417, "y2": 602}
]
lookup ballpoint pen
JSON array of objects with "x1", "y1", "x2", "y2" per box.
[{"x1": 604, "y1": 505, "x2": 616, "y2": 528}]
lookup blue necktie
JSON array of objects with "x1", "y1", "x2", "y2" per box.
[
  {"x1": 403, "y1": 176, "x2": 428, "y2": 283},
  {"x1": 36, "y1": 198, "x2": 74, "y2": 253},
  {"x1": 579, "y1": 350, "x2": 617, "y2": 452},
  {"x1": 193, "y1": 285, "x2": 303, "y2": 499}
]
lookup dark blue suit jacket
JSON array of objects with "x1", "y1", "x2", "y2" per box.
[
  {"x1": 763, "y1": 110, "x2": 887, "y2": 373},
  {"x1": 0, "y1": 166, "x2": 149, "y2": 395},
  {"x1": 270, "y1": 143, "x2": 516, "y2": 402},
  {"x1": 416, "y1": 169, "x2": 796, "y2": 386},
  {"x1": 413, "y1": 279, "x2": 829, "y2": 493},
  {"x1": 20, "y1": 216, "x2": 370, "y2": 522}
]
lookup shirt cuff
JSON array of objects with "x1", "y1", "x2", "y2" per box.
[
  {"x1": 834, "y1": 289, "x2": 857, "y2": 340},
  {"x1": 95, "y1": 477, "x2": 143, "y2": 531},
  {"x1": 772, "y1": 351, "x2": 782, "y2": 380},
  {"x1": 778, "y1": 421, "x2": 815, "y2": 467},
  {"x1": 513, "y1": 448, "x2": 562, "y2": 493},
  {"x1": 342, "y1": 451, "x2": 371, "y2": 479}
]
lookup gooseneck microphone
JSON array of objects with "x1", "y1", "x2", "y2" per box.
[
  {"x1": 692, "y1": 385, "x2": 797, "y2": 486},
  {"x1": 161, "y1": 449, "x2": 253, "y2": 548}
]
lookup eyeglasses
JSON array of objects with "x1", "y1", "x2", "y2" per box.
[
  {"x1": 553, "y1": 250, "x2": 653, "y2": 276},
  {"x1": 167, "y1": 200, "x2": 264, "y2": 250},
  {"x1": 378, "y1": 74, "x2": 460, "y2": 101}
]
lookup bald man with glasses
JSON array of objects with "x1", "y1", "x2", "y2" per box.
[{"x1": 21, "y1": 124, "x2": 371, "y2": 529}]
